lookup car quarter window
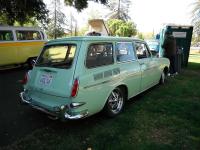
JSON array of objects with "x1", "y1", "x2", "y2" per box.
[
  {"x1": 116, "y1": 42, "x2": 136, "y2": 62},
  {"x1": 86, "y1": 43, "x2": 113, "y2": 68},
  {"x1": 135, "y1": 42, "x2": 151, "y2": 59},
  {"x1": 0, "y1": 30, "x2": 14, "y2": 41}
]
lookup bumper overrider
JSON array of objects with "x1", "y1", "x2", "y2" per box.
[{"x1": 19, "y1": 90, "x2": 89, "y2": 120}]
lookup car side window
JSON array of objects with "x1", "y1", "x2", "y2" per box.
[
  {"x1": 135, "y1": 42, "x2": 151, "y2": 59},
  {"x1": 16, "y1": 30, "x2": 42, "y2": 40},
  {"x1": 86, "y1": 43, "x2": 113, "y2": 68},
  {"x1": 0, "y1": 30, "x2": 14, "y2": 41},
  {"x1": 116, "y1": 42, "x2": 136, "y2": 62}
]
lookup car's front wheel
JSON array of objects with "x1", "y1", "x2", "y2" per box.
[{"x1": 103, "y1": 87, "x2": 125, "y2": 117}]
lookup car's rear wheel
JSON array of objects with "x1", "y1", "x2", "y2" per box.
[
  {"x1": 159, "y1": 71, "x2": 165, "y2": 85},
  {"x1": 103, "y1": 87, "x2": 125, "y2": 117}
]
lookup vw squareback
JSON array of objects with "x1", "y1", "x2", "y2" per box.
[{"x1": 20, "y1": 36, "x2": 169, "y2": 120}]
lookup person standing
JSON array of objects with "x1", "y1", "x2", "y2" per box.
[{"x1": 162, "y1": 31, "x2": 177, "y2": 76}]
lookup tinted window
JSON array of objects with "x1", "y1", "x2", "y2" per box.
[
  {"x1": 36, "y1": 44, "x2": 76, "y2": 69},
  {"x1": 16, "y1": 30, "x2": 41, "y2": 40},
  {"x1": 86, "y1": 43, "x2": 113, "y2": 68},
  {"x1": 135, "y1": 42, "x2": 151, "y2": 59},
  {"x1": 0, "y1": 30, "x2": 14, "y2": 41},
  {"x1": 116, "y1": 42, "x2": 136, "y2": 62}
]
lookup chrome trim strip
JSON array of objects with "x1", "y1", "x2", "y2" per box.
[
  {"x1": 64, "y1": 111, "x2": 88, "y2": 120},
  {"x1": 20, "y1": 91, "x2": 88, "y2": 120},
  {"x1": 84, "y1": 72, "x2": 140, "y2": 89},
  {"x1": 19, "y1": 92, "x2": 31, "y2": 104}
]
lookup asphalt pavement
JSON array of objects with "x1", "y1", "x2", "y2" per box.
[
  {"x1": 0, "y1": 67, "x2": 107, "y2": 148},
  {"x1": 0, "y1": 67, "x2": 53, "y2": 147}
]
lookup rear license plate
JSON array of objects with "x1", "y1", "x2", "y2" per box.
[{"x1": 39, "y1": 74, "x2": 53, "y2": 86}]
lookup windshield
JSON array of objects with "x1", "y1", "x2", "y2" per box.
[
  {"x1": 147, "y1": 41, "x2": 159, "y2": 52},
  {"x1": 36, "y1": 44, "x2": 76, "y2": 68}
]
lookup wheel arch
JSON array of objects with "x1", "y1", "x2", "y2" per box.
[
  {"x1": 102, "y1": 84, "x2": 128, "y2": 117},
  {"x1": 102, "y1": 84, "x2": 128, "y2": 108},
  {"x1": 163, "y1": 66, "x2": 169, "y2": 75},
  {"x1": 117, "y1": 84, "x2": 128, "y2": 101}
]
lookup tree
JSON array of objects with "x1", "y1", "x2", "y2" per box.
[
  {"x1": 192, "y1": 0, "x2": 200, "y2": 42},
  {"x1": 106, "y1": 0, "x2": 131, "y2": 21},
  {"x1": 137, "y1": 32, "x2": 144, "y2": 40},
  {"x1": 64, "y1": 0, "x2": 108, "y2": 11},
  {"x1": 0, "y1": 0, "x2": 49, "y2": 26},
  {"x1": 107, "y1": 19, "x2": 137, "y2": 37},
  {"x1": 64, "y1": 0, "x2": 131, "y2": 21},
  {"x1": 47, "y1": 0, "x2": 69, "y2": 39}
]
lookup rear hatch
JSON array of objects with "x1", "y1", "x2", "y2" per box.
[{"x1": 27, "y1": 43, "x2": 79, "y2": 98}]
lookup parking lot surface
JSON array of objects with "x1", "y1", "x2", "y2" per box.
[{"x1": 0, "y1": 68, "x2": 53, "y2": 146}]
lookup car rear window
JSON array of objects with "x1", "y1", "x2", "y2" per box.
[{"x1": 36, "y1": 44, "x2": 76, "y2": 69}]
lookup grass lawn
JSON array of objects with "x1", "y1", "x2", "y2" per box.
[{"x1": 2, "y1": 52, "x2": 200, "y2": 150}]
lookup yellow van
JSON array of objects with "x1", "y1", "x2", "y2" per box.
[{"x1": 0, "y1": 26, "x2": 47, "y2": 68}]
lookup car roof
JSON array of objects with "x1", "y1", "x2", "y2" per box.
[
  {"x1": 0, "y1": 26, "x2": 42, "y2": 31},
  {"x1": 46, "y1": 36, "x2": 144, "y2": 44}
]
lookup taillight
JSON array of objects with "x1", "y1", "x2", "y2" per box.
[
  {"x1": 20, "y1": 73, "x2": 28, "y2": 84},
  {"x1": 71, "y1": 78, "x2": 79, "y2": 97}
]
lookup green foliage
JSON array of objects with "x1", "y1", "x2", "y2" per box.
[
  {"x1": 47, "y1": 0, "x2": 68, "y2": 39},
  {"x1": 136, "y1": 32, "x2": 155, "y2": 40},
  {"x1": 137, "y1": 32, "x2": 144, "y2": 40},
  {"x1": 0, "y1": 0, "x2": 49, "y2": 26},
  {"x1": 106, "y1": 0, "x2": 131, "y2": 21},
  {"x1": 192, "y1": 0, "x2": 200, "y2": 42},
  {"x1": 64, "y1": 0, "x2": 108, "y2": 11},
  {"x1": 107, "y1": 19, "x2": 137, "y2": 37},
  {"x1": 46, "y1": 24, "x2": 65, "y2": 39},
  {"x1": 77, "y1": 26, "x2": 89, "y2": 36}
]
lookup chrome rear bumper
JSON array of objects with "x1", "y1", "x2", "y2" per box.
[
  {"x1": 20, "y1": 92, "x2": 31, "y2": 104},
  {"x1": 19, "y1": 91, "x2": 88, "y2": 120}
]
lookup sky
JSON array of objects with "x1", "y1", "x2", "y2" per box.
[
  {"x1": 44, "y1": 0, "x2": 196, "y2": 33},
  {"x1": 130, "y1": 0, "x2": 196, "y2": 32}
]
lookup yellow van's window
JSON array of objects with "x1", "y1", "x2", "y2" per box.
[
  {"x1": 0, "y1": 30, "x2": 14, "y2": 41},
  {"x1": 16, "y1": 30, "x2": 41, "y2": 40},
  {"x1": 36, "y1": 44, "x2": 76, "y2": 68}
]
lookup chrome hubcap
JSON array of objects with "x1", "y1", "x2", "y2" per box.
[{"x1": 108, "y1": 89, "x2": 123, "y2": 114}]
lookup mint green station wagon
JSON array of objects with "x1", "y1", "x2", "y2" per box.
[{"x1": 20, "y1": 36, "x2": 170, "y2": 120}]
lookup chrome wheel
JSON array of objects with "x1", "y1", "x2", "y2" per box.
[{"x1": 104, "y1": 87, "x2": 125, "y2": 117}]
